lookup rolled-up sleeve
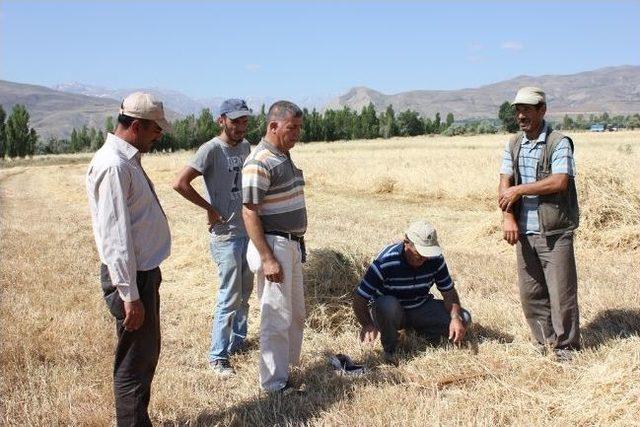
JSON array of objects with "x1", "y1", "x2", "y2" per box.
[{"x1": 95, "y1": 166, "x2": 139, "y2": 302}]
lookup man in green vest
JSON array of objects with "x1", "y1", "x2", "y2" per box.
[{"x1": 498, "y1": 87, "x2": 580, "y2": 361}]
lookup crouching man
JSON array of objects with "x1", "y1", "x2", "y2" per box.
[{"x1": 353, "y1": 220, "x2": 471, "y2": 363}]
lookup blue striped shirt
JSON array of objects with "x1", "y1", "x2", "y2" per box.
[
  {"x1": 355, "y1": 242, "x2": 455, "y2": 309},
  {"x1": 499, "y1": 123, "x2": 576, "y2": 234}
]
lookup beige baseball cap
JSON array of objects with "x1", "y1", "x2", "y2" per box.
[
  {"x1": 406, "y1": 220, "x2": 443, "y2": 257},
  {"x1": 511, "y1": 86, "x2": 546, "y2": 106},
  {"x1": 119, "y1": 92, "x2": 172, "y2": 132}
]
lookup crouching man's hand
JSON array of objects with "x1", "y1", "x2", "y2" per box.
[{"x1": 448, "y1": 316, "x2": 467, "y2": 344}]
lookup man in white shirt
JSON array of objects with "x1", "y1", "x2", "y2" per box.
[{"x1": 86, "y1": 92, "x2": 171, "y2": 426}]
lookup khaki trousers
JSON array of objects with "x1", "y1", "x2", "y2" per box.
[
  {"x1": 516, "y1": 232, "x2": 580, "y2": 349},
  {"x1": 247, "y1": 235, "x2": 305, "y2": 391}
]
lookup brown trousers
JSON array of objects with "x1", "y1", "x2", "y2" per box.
[{"x1": 516, "y1": 232, "x2": 580, "y2": 349}]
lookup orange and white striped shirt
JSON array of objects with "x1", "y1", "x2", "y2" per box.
[{"x1": 242, "y1": 139, "x2": 307, "y2": 235}]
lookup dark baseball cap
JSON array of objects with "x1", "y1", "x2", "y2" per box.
[{"x1": 219, "y1": 99, "x2": 252, "y2": 119}]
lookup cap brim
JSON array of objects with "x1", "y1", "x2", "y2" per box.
[
  {"x1": 225, "y1": 110, "x2": 252, "y2": 120},
  {"x1": 511, "y1": 96, "x2": 543, "y2": 106},
  {"x1": 414, "y1": 245, "x2": 443, "y2": 258},
  {"x1": 155, "y1": 117, "x2": 173, "y2": 133}
]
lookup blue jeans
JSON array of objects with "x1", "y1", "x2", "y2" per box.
[{"x1": 208, "y1": 236, "x2": 254, "y2": 362}]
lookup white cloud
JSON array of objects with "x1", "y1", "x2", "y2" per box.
[
  {"x1": 501, "y1": 41, "x2": 524, "y2": 51},
  {"x1": 245, "y1": 64, "x2": 261, "y2": 72},
  {"x1": 468, "y1": 42, "x2": 485, "y2": 52}
]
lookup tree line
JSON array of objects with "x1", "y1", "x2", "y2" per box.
[
  {"x1": 497, "y1": 101, "x2": 640, "y2": 133},
  {"x1": 0, "y1": 105, "x2": 39, "y2": 159},
  {"x1": 1, "y1": 102, "x2": 640, "y2": 159}
]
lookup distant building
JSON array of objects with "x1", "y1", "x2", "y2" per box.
[{"x1": 590, "y1": 123, "x2": 606, "y2": 132}]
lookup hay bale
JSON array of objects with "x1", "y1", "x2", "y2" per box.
[
  {"x1": 578, "y1": 166, "x2": 640, "y2": 249},
  {"x1": 303, "y1": 248, "x2": 370, "y2": 332},
  {"x1": 372, "y1": 177, "x2": 397, "y2": 194}
]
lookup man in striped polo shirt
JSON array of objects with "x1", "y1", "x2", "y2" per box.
[
  {"x1": 353, "y1": 220, "x2": 471, "y2": 364},
  {"x1": 498, "y1": 87, "x2": 580, "y2": 361},
  {"x1": 242, "y1": 101, "x2": 307, "y2": 392}
]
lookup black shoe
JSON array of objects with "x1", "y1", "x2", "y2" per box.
[{"x1": 276, "y1": 381, "x2": 306, "y2": 396}]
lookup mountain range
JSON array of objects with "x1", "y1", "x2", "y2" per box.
[
  {"x1": 0, "y1": 65, "x2": 638, "y2": 140},
  {"x1": 326, "y1": 65, "x2": 640, "y2": 120}
]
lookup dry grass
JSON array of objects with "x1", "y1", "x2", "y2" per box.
[{"x1": 1, "y1": 131, "x2": 639, "y2": 426}]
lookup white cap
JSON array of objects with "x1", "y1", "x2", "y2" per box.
[
  {"x1": 120, "y1": 92, "x2": 172, "y2": 132},
  {"x1": 512, "y1": 87, "x2": 546, "y2": 106},
  {"x1": 406, "y1": 220, "x2": 443, "y2": 257}
]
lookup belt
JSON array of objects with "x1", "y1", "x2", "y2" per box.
[{"x1": 265, "y1": 231, "x2": 304, "y2": 243}]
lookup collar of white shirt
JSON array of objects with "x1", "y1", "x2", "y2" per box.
[{"x1": 106, "y1": 133, "x2": 139, "y2": 160}]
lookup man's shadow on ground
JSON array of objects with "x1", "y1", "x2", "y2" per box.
[
  {"x1": 161, "y1": 353, "x2": 406, "y2": 426},
  {"x1": 582, "y1": 308, "x2": 640, "y2": 349}
]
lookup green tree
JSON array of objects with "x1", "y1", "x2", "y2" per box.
[
  {"x1": 246, "y1": 104, "x2": 267, "y2": 144},
  {"x1": 627, "y1": 114, "x2": 640, "y2": 130},
  {"x1": 196, "y1": 108, "x2": 218, "y2": 145},
  {"x1": 322, "y1": 109, "x2": 338, "y2": 141},
  {"x1": 0, "y1": 106, "x2": 6, "y2": 159},
  {"x1": 498, "y1": 101, "x2": 518, "y2": 133},
  {"x1": 379, "y1": 105, "x2": 398, "y2": 139},
  {"x1": 306, "y1": 108, "x2": 324, "y2": 142},
  {"x1": 105, "y1": 116, "x2": 115, "y2": 133},
  {"x1": 359, "y1": 103, "x2": 379, "y2": 139},
  {"x1": 173, "y1": 115, "x2": 197, "y2": 150},
  {"x1": 562, "y1": 115, "x2": 574, "y2": 130},
  {"x1": 397, "y1": 110, "x2": 424, "y2": 136},
  {"x1": 5, "y1": 104, "x2": 38, "y2": 158},
  {"x1": 433, "y1": 112, "x2": 441, "y2": 133},
  {"x1": 445, "y1": 112, "x2": 454, "y2": 129}
]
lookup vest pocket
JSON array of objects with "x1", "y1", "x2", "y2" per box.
[{"x1": 539, "y1": 194, "x2": 572, "y2": 232}]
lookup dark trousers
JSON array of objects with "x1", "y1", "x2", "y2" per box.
[
  {"x1": 370, "y1": 295, "x2": 470, "y2": 353},
  {"x1": 101, "y1": 264, "x2": 162, "y2": 427},
  {"x1": 516, "y1": 232, "x2": 580, "y2": 350}
]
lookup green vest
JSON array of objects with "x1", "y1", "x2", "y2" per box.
[{"x1": 509, "y1": 128, "x2": 579, "y2": 236}]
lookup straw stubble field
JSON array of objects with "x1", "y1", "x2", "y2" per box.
[{"x1": 1, "y1": 131, "x2": 639, "y2": 426}]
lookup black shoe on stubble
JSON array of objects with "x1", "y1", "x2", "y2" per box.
[{"x1": 269, "y1": 381, "x2": 306, "y2": 396}]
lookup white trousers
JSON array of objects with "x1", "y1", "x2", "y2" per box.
[{"x1": 247, "y1": 235, "x2": 305, "y2": 391}]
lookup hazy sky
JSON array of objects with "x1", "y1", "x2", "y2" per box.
[{"x1": 1, "y1": 1, "x2": 638, "y2": 99}]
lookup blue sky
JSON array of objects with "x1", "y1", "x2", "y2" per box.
[{"x1": 1, "y1": 1, "x2": 638, "y2": 99}]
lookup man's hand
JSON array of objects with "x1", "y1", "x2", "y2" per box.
[
  {"x1": 502, "y1": 215, "x2": 519, "y2": 245},
  {"x1": 359, "y1": 324, "x2": 379, "y2": 344},
  {"x1": 123, "y1": 299, "x2": 145, "y2": 331},
  {"x1": 207, "y1": 209, "x2": 223, "y2": 230},
  {"x1": 449, "y1": 317, "x2": 466, "y2": 344},
  {"x1": 498, "y1": 186, "x2": 521, "y2": 212},
  {"x1": 263, "y1": 256, "x2": 284, "y2": 283}
]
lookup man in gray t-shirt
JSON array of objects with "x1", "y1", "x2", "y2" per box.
[{"x1": 173, "y1": 99, "x2": 254, "y2": 376}]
